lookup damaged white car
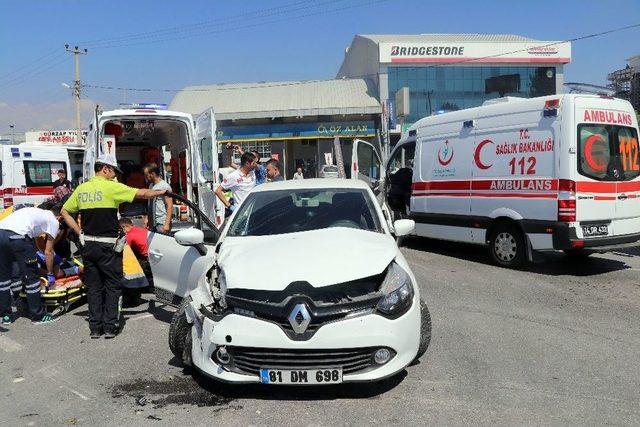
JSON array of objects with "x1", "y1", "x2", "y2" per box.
[{"x1": 156, "y1": 179, "x2": 431, "y2": 385}]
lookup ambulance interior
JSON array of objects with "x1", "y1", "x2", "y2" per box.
[
  {"x1": 102, "y1": 119, "x2": 192, "y2": 229},
  {"x1": 386, "y1": 141, "x2": 416, "y2": 215}
]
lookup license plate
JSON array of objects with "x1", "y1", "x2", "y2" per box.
[
  {"x1": 582, "y1": 224, "x2": 608, "y2": 237},
  {"x1": 259, "y1": 368, "x2": 342, "y2": 385}
]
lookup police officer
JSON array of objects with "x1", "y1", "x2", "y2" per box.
[
  {"x1": 61, "y1": 153, "x2": 168, "y2": 339},
  {"x1": 0, "y1": 205, "x2": 62, "y2": 324}
]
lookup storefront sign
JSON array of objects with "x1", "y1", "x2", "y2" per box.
[
  {"x1": 379, "y1": 41, "x2": 571, "y2": 64},
  {"x1": 217, "y1": 121, "x2": 376, "y2": 142},
  {"x1": 25, "y1": 130, "x2": 88, "y2": 145}
]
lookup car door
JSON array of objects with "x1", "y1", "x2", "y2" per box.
[
  {"x1": 194, "y1": 108, "x2": 225, "y2": 228},
  {"x1": 351, "y1": 138, "x2": 385, "y2": 199},
  {"x1": 149, "y1": 193, "x2": 220, "y2": 305}
]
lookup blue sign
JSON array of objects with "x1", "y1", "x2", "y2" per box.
[
  {"x1": 217, "y1": 121, "x2": 376, "y2": 142},
  {"x1": 386, "y1": 99, "x2": 397, "y2": 129},
  {"x1": 120, "y1": 103, "x2": 168, "y2": 110}
]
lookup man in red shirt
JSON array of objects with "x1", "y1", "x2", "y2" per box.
[{"x1": 118, "y1": 218, "x2": 152, "y2": 286}]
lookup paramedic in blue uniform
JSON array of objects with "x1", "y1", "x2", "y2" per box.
[
  {"x1": 61, "y1": 153, "x2": 168, "y2": 339},
  {"x1": 0, "y1": 205, "x2": 62, "y2": 325}
]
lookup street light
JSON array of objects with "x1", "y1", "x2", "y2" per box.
[{"x1": 9, "y1": 124, "x2": 14, "y2": 144}]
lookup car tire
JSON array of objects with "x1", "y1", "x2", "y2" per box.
[
  {"x1": 168, "y1": 298, "x2": 191, "y2": 362},
  {"x1": 488, "y1": 224, "x2": 526, "y2": 268},
  {"x1": 414, "y1": 299, "x2": 432, "y2": 361}
]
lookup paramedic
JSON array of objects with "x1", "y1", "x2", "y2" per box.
[
  {"x1": 233, "y1": 146, "x2": 266, "y2": 185},
  {"x1": 61, "y1": 153, "x2": 168, "y2": 339},
  {"x1": 118, "y1": 217, "x2": 152, "y2": 287},
  {"x1": 143, "y1": 163, "x2": 173, "y2": 233},
  {"x1": 0, "y1": 205, "x2": 62, "y2": 325},
  {"x1": 215, "y1": 151, "x2": 257, "y2": 212},
  {"x1": 53, "y1": 169, "x2": 73, "y2": 191}
]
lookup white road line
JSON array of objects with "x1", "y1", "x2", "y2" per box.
[
  {"x1": 0, "y1": 335, "x2": 23, "y2": 352},
  {"x1": 60, "y1": 385, "x2": 89, "y2": 401},
  {"x1": 128, "y1": 313, "x2": 154, "y2": 322},
  {"x1": 36, "y1": 365, "x2": 97, "y2": 401}
]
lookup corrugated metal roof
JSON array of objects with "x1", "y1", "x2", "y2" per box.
[
  {"x1": 169, "y1": 78, "x2": 380, "y2": 120},
  {"x1": 359, "y1": 33, "x2": 539, "y2": 43}
]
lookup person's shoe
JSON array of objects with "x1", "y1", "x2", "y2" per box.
[
  {"x1": 104, "y1": 330, "x2": 117, "y2": 339},
  {"x1": 90, "y1": 330, "x2": 103, "y2": 339},
  {"x1": 1, "y1": 315, "x2": 12, "y2": 325},
  {"x1": 33, "y1": 314, "x2": 58, "y2": 325}
]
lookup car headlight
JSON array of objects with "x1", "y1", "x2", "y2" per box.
[{"x1": 376, "y1": 262, "x2": 414, "y2": 317}]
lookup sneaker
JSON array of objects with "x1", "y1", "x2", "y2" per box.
[
  {"x1": 104, "y1": 330, "x2": 117, "y2": 339},
  {"x1": 2, "y1": 315, "x2": 11, "y2": 325},
  {"x1": 33, "y1": 314, "x2": 58, "y2": 325},
  {"x1": 90, "y1": 330, "x2": 103, "y2": 339}
]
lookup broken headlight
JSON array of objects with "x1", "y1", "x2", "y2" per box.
[{"x1": 376, "y1": 262, "x2": 414, "y2": 318}]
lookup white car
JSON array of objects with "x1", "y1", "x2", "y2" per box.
[
  {"x1": 165, "y1": 179, "x2": 431, "y2": 385},
  {"x1": 318, "y1": 164, "x2": 340, "y2": 178}
]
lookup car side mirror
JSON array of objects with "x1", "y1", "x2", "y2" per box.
[
  {"x1": 393, "y1": 219, "x2": 415, "y2": 237},
  {"x1": 174, "y1": 228, "x2": 207, "y2": 255}
]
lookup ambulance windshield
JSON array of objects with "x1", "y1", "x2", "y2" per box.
[{"x1": 577, "y1": 124, "x2": 640, "y2": 182}]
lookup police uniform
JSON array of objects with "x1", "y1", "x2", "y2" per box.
[
  {"x1": 0, "y1": 207, "x2": 59, "y2": 321},
  {"x1": 63, "y1": 176, "x2": 138, "y2": 335}
]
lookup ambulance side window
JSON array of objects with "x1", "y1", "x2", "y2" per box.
[
  {"x1": 357, "y1": 143, "x2": 381, "y2": 180},
  {"x1": 24, "y1": 161, "x2": 66, "y2": 187}
]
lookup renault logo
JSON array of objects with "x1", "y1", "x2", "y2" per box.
[{"x1": 288, "y1": 303, "x2": 311, "y2": 334}]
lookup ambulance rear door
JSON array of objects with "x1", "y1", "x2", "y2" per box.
[
  {"x1": 574, "y1": 97, "x2": 640, "y2": 238},
  {"x1": 194, "y1": 108, "x2": 225, "y2": 228}
]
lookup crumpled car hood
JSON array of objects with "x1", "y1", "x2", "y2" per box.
[{"x1": 218, "y1": 227, "x2": 396, "y2": 290}]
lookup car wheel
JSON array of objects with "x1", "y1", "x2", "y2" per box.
[
  {"x1": 168, "y1": 298, "x2": 191, "y2": 362},
  {"x1": 414, "y1": 299, "x2": 432, "y2": 361},
  {"x1": 488, "y1": 224, "x2": 525, "y2": 268}
]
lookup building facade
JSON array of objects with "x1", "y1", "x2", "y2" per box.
[
  {"x1": 337, "y1": 34, "x2": 571, "y2": 128},
  {"x1": 608, "y1": 55, "x2": 640, "y2": 112}
]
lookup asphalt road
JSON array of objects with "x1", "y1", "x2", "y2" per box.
[{"x1": 1, "y1": 239, "x2": 640, "y2": 426}]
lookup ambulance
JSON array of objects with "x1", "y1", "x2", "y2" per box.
[
  {"x1": 82, "y1": 104, "x2": 227, "y2": 303},
  {"x1": 383, "y1": 94, "x2": 640, "y2": 268},
  {"x1": 0, "y1": 145, "x2": 72, "y2": 211}
]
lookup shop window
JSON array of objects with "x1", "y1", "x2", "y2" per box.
[{"x1": 231, "y1": 141, "x2": 272, "y2": 164}]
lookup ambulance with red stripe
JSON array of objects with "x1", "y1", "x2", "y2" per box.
[
  {"x1": 0, "y1": 145, "x2": 72, "y2": 212},
  {"x1": 384, "y1": 94, "x2": 640, "y2": 267}
]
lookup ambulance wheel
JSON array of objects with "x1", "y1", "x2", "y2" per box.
[
  {"x1": 169, "y1": 298, "x2": 192, "y2": 363},
  {"x1": 488, "y1": 224, "x2": 525, "y2": 268}
]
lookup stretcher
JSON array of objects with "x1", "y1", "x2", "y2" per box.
[{"x1": 18, "y1": 257, "x2": 86, "y2": 315}]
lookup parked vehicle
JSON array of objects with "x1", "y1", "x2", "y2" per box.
[
  {"x1": 384, "y1": 94, "x2": 640, "y2": 267},
  {"x1": 0, "y1": 144, "x2": 72, "y2": 211},
  {"x1": 318, "y1": 164, "x2": 339, "y2": 178},
  {"x1": 163, "y1": 179, "x2": 430, "y2": 384}
]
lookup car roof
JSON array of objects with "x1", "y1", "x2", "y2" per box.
[{"x1": 252, "y1": 178, "x2": 370, "y2": 192}]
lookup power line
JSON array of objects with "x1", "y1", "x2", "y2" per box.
[
  {"x1": 0, "y1": 48, "x2": 59, "y2": 81},
  {"x1": 0, "y1": 54, "x2": 68, "y2": 91},
  {"x1": 79, "y1": 0, "x2": 344, "y2": 48},
  {"x1": 84, "y1": 22, "x2": 640, "y2": 94},
  {"x1": 87, "y1": 0, "x2": 389, "y2": 50}
]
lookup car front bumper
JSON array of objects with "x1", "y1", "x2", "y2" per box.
[{"x1": 188, "y1": 297, "x2": 422, "y2": 384}]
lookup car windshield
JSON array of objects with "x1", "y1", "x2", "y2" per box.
[{"x1": 227, "y1": 188, "x2": 383, "y2": 237}]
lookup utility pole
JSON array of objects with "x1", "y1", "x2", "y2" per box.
[
  {"x1": 9, "y1": 125, "x2": 14, "y2": 144},
  {"x1": 65, "y1": 45, "x2": 88, "y2": 145}
]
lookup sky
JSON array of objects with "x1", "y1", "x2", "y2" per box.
[{"x1": 1, "y1": 0, "x2": 639, "y2": 136}]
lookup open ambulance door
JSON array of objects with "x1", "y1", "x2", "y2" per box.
[
  {"x1": 150, "y1": 193, "x2": 219, "y2": 305},
  {"x1": 194, "y1": 108, "x2": 225, "y2": 228},
  {"x1": 82, "y1": 111, "x2": 99, "y2": 181},
  {"x1": 351, "y1": 138, "x2": 385, "y2": 199}
]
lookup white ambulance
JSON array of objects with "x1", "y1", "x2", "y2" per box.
[
  {"x1": 384, "y1": 94, "x2": 640, "y2": 267},
  {"x1": 0, "y1": 145, "x2": 72, "y2": 211}
]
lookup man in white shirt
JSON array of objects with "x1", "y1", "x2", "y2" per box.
[
  {"x1": 215, "y1": 152, "x2": 257, "y2": 212},
  {"x1": 143, "y1": 163, "x2": 174, "y2": 233},
  {"x1": 0, "y1": 206, "x2": 62, "y2": 324}
]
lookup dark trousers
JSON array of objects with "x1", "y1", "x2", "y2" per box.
[
  {"x1": 0, "y1": 230, "x2": 45, "y2": 320},
  {"x1": 82, "y1": 241, "x2": 123, "y2": 333}
]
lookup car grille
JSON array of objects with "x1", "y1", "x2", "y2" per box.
[
  {"x1": 225, "y1": 276, "x2": 385, "y2": 341},
  {"x1": 221, "y1": 346, "x2": 390, "y2": 376}
]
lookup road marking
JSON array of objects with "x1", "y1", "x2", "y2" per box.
[
  {"x1": 128, "y1": 313, "x2": 154, "y2": 322},
  {"x1": 35, "y1": 365, "x2": 96, "y2": 401},
  {"x1": 0, "y1": 335, "x2": 23, "y2": 352}
]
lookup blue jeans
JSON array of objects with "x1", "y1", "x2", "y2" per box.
[{"x1": 0, "y1": 230, "x2": 45, "y2": 320}]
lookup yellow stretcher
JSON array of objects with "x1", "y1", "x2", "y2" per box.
[{"x1": 19, "y1": 258, "x2": 86, "y2": 315}]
